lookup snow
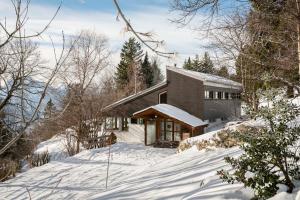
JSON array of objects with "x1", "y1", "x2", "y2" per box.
[
  {"x1": 2, "y1": 116, "x2": 300, "y2": 199},
  {"x1": 34, "y1": 134, "x2": 68, "y2": 161},
  {"x1": 1, "y1": 142, "x2": 175, "y2": 200},
  {"x1": 133, "y1": 104, "x2": 208, "y2": 127},
  {"x1": 114, "y1": 124, "x2": 144, "y2": 143},
  {"x1": 167, "y1": 66, "x2": 242, "y2": 90}
]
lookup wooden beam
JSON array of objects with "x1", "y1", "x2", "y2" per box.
[{"x1": 144, "y1": 120, "x2": 147, "y2": 146}]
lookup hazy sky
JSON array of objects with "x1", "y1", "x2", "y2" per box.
[{"x1": 1, "y1": 0, "x2": 211, "y2": 74}]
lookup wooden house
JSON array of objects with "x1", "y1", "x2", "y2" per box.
[{"x1": 102, "y1": 66, "x2": 242, "y2": 147}]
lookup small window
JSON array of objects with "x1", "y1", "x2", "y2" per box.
[
  {"x1": 131, "y1": 118, "x2": 137, "y2": 124},
  {"x1": 209, "y1": 91, "x2": 214, "y2": 99},
  {"x1": 225, "y1": 92, "x2": 229, "y2": 99},
  {"x1": 231, "y1": 93, "x2": 241, "y2": 99},
  {"x1": 159, "y1": 92, "x2": 167, "y2": 104},
  {"x1": 217, "y1": 92, "x2": 222, "y2": 99}
]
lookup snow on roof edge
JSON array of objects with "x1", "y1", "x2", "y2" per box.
[
  {"x1": 167, "y1": 66, "x2": 242, "y2": 89},
  {"x1": 133, "y1": 104, "x2": 208, "y2": 127}
]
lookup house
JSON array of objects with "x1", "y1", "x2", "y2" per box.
[{"x1": 102, "y1": 66, "x2": 242, "y2": 147}]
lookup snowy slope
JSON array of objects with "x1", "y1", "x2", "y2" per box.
[
  {"x1": 0, "y1": 141, "x2": 251, "y2": 200},
  {"x1": 0, "y1": 143, "x2": 175, "y2": 200},
  {"x1": 2, "y1": 118, "x2": 300, "y2": 199}
]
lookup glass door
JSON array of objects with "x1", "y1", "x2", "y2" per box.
[{"x1": 146, "y1": 120, "x2": 156, "y2": 145}]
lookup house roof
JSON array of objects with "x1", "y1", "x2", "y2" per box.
[
  {"x1": 133, "y1": 104, "x2": 208, "y2": 127},
  {"x1": 167, "y1": 66, "x2": 242, "y2": 89},
  {"x1": 102, "y1": 81, "x2": 167, "y2": 111}
]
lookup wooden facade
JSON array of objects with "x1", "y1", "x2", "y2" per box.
[{"x1": 133, "y1": 108, "x2": 206, "y2": 148}]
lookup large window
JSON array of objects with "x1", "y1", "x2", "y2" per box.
[
  {"x1": 160, "y1": 119, "x2": 181, "y2": 141},
  {"x1": 159, "y1": 92, "x2": 167, "y2": 104}
]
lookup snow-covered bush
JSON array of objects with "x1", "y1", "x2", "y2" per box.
[
  {"x1": 177, "y1": 129, "x2": 242, "y2": 152},
  {"x1": 218, "y1": 89, "x2": 300, "y2": 199}
]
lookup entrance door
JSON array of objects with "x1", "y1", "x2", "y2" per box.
[{"x1": 146, "y1": 120, "x2": 156, "y2": 145}]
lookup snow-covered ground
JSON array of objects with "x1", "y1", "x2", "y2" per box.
[{"x1": 1, "y1": 118, "x2": 300, "y2": 199}]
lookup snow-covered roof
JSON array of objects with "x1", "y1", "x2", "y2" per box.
[
  {"x1": 103, "y1": 81, "x2": 167, "y2": 111},
  {"x1": 133, "y1": 104, "x2": 208, "y2": 127},
  {"x1": 167, "y1": 66, "x2": 242, "y2": 89}
]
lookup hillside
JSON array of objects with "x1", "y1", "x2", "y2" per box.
[{"x1": 1, "y1": 119, "x2": 300, "y2": 200}]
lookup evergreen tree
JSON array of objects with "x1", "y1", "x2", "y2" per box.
[
  {"x1": 140, "y1": 52, "x2": 154, "y2": 88},
  {"x1": 114, "y1": 37, "x2": 143, "y2": 89},
  {"x1": 184, "y1": 52, "x2": 215, "y2": 74},
  {"x1": 192, "y1": 54, "x2": 201, "y2": 72},
  {"x1": 200, "y1": 52, "x2": 214, "y2": 74},
  {"x1": 183, "y1": 57, "x2": 193, "y2": 70},
  {"x1": 151, "y1": 58, "x2": 164, "y2": 86},
  {"x1": 215, "y1": 66, "x2": 229, "y2": 78},
  {"x1": 44, "y1": 99, "x2": 55, "y2": 119}
]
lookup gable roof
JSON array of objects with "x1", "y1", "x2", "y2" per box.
[
  {"x1": 167, "y1": 66, "x2": 242, "y2": 89},
  {"x1": 133, "y1": 104, "x2": 208, "y2": 127},
  {"x1": 102, "y1": 81, "x2": 167, "y2": 111}
]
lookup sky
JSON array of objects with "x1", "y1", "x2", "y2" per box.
[{"x1": 0, "y1": 0, "x2": 216, "y2": 76}]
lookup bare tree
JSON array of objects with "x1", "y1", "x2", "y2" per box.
[
  {"x1": 59, "y1": 30, "x2": 111, "y2": 153},
  {"x1": 171, "y1": 0, "x2": 300, "y2": 101},
  {"x1": 0, "y1": 0, "x2": 72, "y2": 156},
  {"x1": 113, "y1": 0, "x2": 176, "y2": 58}
]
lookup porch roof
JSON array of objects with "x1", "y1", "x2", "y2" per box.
[{"x1": 133, "y1": 104, "x2": 208, "y2": 128}]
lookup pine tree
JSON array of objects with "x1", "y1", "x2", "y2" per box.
[
  {"x1": 216, "y1": 66, "x2": 229, "y2": 78},
  {"x1": 140, "y1": 52, "x2": 154, "y2": 88},
  {"x1": 200, "y1": 52, "x2": 214, "y2": 74},
  {"x1": 44, "y1": 99, "x2": 55, "y2": 118},
  {"x1": 183, "y1": 57, "x2": 193, "y2": 70},
  {"x1": 114, "y1": 37, "x2": 143, "y2": 89},
  {"x1": 192, "y1": 54, "x2": 201, "y2": 72},
  {"x1": 184, "y1": 52, "x2": 215, "y2": 74}
]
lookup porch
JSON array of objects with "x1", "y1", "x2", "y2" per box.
[{"x1": 133, "y1": 104, "x2": 208, "y2": 148}]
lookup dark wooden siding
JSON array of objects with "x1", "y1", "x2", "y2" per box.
[
  {"x1": 105, "y1": 86, "x2": 168, "y2": 117},
  {"x1": 166, "y1": 69, "x2": 204, "y2": 119}
]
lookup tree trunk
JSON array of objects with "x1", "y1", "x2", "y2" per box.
[{"x1": 296, "y1": 0, "x2": 300, "y2": 81}]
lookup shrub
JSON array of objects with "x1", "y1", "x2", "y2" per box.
[
  {"x1": 28, "y1": 151, "x2": 51, "y2": 168},
  {"x1": 0, "y1": 159, "x2": 18, "y2": 182},
  {"x1": 218, "y1": 89, "x2": 300, "y2": 199},
  {"x1": 177, "y1": 128, "x2": 242, "y2": 152}
]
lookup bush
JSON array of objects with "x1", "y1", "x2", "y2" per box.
[
  {"x1": 177, "y1": 128, "x2": 242, "y2": 152},
  {"x1": 28, "y1": 151, "x2": 51, "y2": 168},
  {"x1": 218, "y1": 89, "x2": 300, "y2": 200},
  {"x1": 0, "y1": 159, "x2": 19, "y2": 182}
]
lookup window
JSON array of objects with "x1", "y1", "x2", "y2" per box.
[
  {"x1": 131, "y1": 118, "x2": 137, "y2": 124},
  {"x1": 160, "y1": 119, "x2": 181, "y2": 141},
  {"x1": 231, "y1": 93, "x2": 241, "y2": 99},
  {"x1": 159, "y1": 92, "x2": 167, "y2": 104},
  {"x1": 217, "y1": 91, "x2": 222, "y2": 99},
  {"x1": 225, "y1": 92, "x2": 229, "y2": 99},
  {"x1": 209, "y1": 91, "x2": 214, "y2": 99}
]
